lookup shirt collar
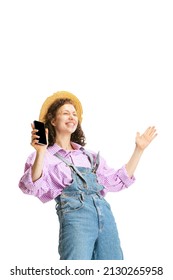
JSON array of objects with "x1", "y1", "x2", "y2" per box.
[{"x1": 47, "y1": 142, "x2": 84, "y2": 156}]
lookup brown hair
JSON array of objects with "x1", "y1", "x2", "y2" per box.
[{"x1": 44, "y1": 98, "x2": 86, "y2": 147}]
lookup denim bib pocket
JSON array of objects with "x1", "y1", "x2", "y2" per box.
[{"x1": 56, "y1": 194, "x2": 84, "y2": 215}]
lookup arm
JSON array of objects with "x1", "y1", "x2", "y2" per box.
[
  {"x1": 19, "y1": 151, "x2": 68, "y2": 203},
  {"x1": 31, "y1": 150, "x2": 47, "y2": 181},
  {"x1": 125, "y1": 126, "x2": 157, "y2": 177}
]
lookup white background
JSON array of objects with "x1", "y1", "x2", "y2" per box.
[{"x1": 0, "y1": 0, "x2": 173, "y2": 279}]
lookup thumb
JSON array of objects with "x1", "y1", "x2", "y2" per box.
[
  {"x1": 45, "y1": 128, "x2": 49, "y2": 135},
  {"x1": 135, "y1": 132, "x2": 140, "y2": 144},
  {"x1": 45, "y1": 128, "x2": 49, "y2": 145}
]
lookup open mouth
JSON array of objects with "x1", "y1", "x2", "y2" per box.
[{"x1": 66, "y1": 122, "x2": 76, "y2": 126}]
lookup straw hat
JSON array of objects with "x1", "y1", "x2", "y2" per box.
[{"x1": 39, "y1": 91, "x2": 83, "y2": 123}]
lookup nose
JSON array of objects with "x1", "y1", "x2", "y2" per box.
[
  {"x1": 68, "y1": 113, "x2": 76, "y2": 121},
  {"x1": 69, "y1": 114, "x2": 74, "y2": 119}
]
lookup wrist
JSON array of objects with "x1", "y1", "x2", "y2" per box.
[
  {"x1": 135, "y1": 145, "x2": 144, "y2": 154},
  {"x1": 36, "y1": 149, "x2": 47, "y2": 158}
]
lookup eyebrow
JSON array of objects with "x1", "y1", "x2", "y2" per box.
[{"x1": 61, "y1": 109, "x2": 77, "y2": 113}]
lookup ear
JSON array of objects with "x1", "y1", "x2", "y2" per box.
[{"x1": 51, "y1": 119, "x2": 56, "y2": 126}]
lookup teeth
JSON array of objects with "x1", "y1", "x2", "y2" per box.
[{"x1": 66, "y1": 123, "x2": 75, "y2": 126}]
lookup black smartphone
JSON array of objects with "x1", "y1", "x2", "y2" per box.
[{"x1": 33, "y1": 120, "x2": 47, "y2": 145}]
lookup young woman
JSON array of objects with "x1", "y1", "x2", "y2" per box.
[{"x1": 19, "y1": 91, "x2": 157, "y2": 260}]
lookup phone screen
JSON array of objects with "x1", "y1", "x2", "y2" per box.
[{"x1": 33, "y1": 120, "x2": 47, "y2": 145}]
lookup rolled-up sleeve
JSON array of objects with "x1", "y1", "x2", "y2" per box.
[
  {"x1": 18, "y1": 152, "x2": 64, "y2": 203},
  {"x1": 96, "y1": 156, "x2": 135, "y2": 196}
]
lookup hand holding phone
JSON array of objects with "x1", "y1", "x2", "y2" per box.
[{"x1": 33, "y1": 120, "x2": 47, "y2": 145}]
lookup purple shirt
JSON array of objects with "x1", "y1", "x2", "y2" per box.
[{"x1": 19, "y1": 142, "x2": 135, "y2": 203}]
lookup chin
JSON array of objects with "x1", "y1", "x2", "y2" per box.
[{"x1": 65, "y1": 128, "x2": 76, "y2": 134}]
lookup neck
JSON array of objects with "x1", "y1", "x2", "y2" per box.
[{"x1": 55, "y1": 135, "x2": 73, "y2": 151}]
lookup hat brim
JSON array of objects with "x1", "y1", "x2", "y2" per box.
[{"x1": 39, "y1": 91, "x2": 83, "y2": 123}]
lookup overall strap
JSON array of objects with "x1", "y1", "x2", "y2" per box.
[
  {"x1": 82, "y1": 150, "x2": 94, "y2": 169},
  {"x1": 54, "y1": 149, "x2": 100, "y2": 175},
  {"x1": 83, "y1": 150, "x2": 100, "y2": 173},
  {"x1": 93, "y1": 151, "x2": 100, "y2": 173},
  {"x1": 54, "y1": 152, "x2": 86, "y2": 183}
]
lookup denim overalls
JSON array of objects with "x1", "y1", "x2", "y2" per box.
[{"x1": 54, "y1": 151, "x2": 123, "y2": 260}]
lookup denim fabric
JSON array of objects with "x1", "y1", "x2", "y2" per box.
[{"x1": 54, "y1": 153, "x2": 123, "y2": 260}]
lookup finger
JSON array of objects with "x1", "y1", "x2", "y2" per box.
[
  {"x1": 144, "y1": 126, "x2": 156, "y2": 136},
  {"x1": 148, "y1": 126, "x2": 157, "y2": 137},
  {"x1": 31, "y1": 130, "x2": 40, "y2": 142},
  {"x1": 30, "y1": 139, "x2": 39, "y2": 147},
  {"x1": 144, "y1": 126, "x2": 151, "y2": 135},
  {"x1": 31, "y1": 129, "x2": 39, "y2": 135},
  {"x1": 31, "y1": 132, "x2": 40, "y2": 142},
  {"x1": 150, "y1": 130, "x2": 157, "y2": 140},
  {"x1": 30, "y1": 139, "x2": 39, "y2": 146},
  {"x1": 148, "y1": 126, "x2": 155, "y2": 133},
  {"x1": 45, "y1": 128, "x2": 49, "y2": 135},
  {"x1": 45, "y1": 128, "x2": 49, "y2": 145},
  {"x1": 31, "y1": 136, "x2": 40, "y2": 142}
]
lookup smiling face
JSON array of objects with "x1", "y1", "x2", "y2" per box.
[{"x1": 51, "y1": 103, "x2": 78, "y2": 136}]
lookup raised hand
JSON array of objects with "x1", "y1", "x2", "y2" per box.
[
  {"x1": 135, "y1": 126, "x2": 157, "y2": 151},
  {"x1": 30, "y1": 123, "x2": 48, "y2": 152}
]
